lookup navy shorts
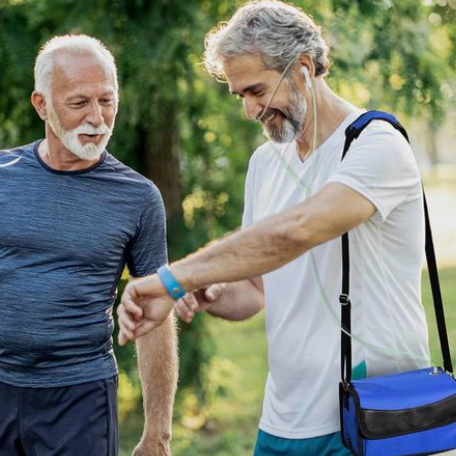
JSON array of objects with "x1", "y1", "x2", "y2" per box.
[{"x1": 0, "y1": 376, "x2": 118, "y2": 456}]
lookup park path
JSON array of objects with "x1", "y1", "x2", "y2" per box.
[{"x1": 425, "y1": 181, "x2": 456, "y2": 267}]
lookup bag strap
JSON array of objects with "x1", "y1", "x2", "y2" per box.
[{"x1": 340, "y1": 110, "x2": 453, "y2": 387}]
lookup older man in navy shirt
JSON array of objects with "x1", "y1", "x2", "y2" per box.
[{"x1": 0, "y1": 35, "x2": 177, "y2": 456}]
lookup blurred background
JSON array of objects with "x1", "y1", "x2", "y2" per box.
[{"x1": 0, "y1": 0, "x2": 455, "y2": 454}]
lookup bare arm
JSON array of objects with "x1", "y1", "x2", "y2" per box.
[
  {"x1": 118, "y1": 183, "x2": 375, "y2": 343},
  {"x1": 173, "y1": 183, "x2": 375, "y2": 289},
  {"x1": 132, "y1": 307, "x2": 178, "y2": 455},
  {"x1": 176, "y1": 277, "x2": 264, "y2": 323}
]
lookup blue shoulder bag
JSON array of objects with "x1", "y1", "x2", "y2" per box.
[{"x1": 339, "y1": 111, "x2": 456, "y2": 456}]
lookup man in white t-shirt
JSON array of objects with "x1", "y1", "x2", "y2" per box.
[{"x1": 117, "y1": 1, "x2": 430, "y2": 455}]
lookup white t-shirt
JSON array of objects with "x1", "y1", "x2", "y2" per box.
[{"x1": 242, "y1": 112, "x2": 430, "y2": 439}]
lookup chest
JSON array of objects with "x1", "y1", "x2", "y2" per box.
[
  {"x1": 0, "y1": 176, "x2": 139, "y2": 267},
  {"x1": 251, "y1": 148, "x2": 340, "y2": 223}
]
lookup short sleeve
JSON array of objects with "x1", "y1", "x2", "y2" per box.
[
  {"x1": 327, "y1": 121, "x2": 422, "y2": 222},
  {"x1": 242, "y1": 153, "x2": 257, "y2": 228},
  {"x1": 126, "y1": 184, "x2": 168, "y2": 277}
]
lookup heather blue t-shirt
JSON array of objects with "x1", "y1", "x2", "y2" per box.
[{"x1": 0, "y1": 141, "x2": 167, "y2": 387}]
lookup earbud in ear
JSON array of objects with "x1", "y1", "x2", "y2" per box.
[{"x1": 300, "y1": 66, "x2": 312, "y2": 89}]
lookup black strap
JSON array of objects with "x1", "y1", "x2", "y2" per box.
[
  {"x1": 340, "y1": 111, "x2": 452, "y2": 386},
  {"x1": 340, "y1": 235, "x2": 352, "y2": 383},
  {"x1": 423, "y1": 193, "x2": 453, "y2": 373}
]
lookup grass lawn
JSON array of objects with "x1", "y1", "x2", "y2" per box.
[
  {"x1": 422, "y1": 266, "x2": 456, "y2": 364},
  {"x1": 119, "y1": 265, "x2": 456, "y2": 456}
]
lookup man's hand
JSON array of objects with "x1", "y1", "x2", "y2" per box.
[
  {"x1": 117, "y1": 274, "x2": 174, "y2": 346},
  {"x1": 175, "y1": 283, "x2": 226, "y2": 323},
  {"x1": 132, "y1": 437, "x2": 171, "y2": 456}
]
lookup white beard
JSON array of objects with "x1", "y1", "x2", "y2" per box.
[{"x1": 46, "y1": 102, "x2": 113, "y2": 160}]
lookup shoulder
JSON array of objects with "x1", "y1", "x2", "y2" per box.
[
  {"x1": 344, "y1": 119, "x2": 417, "y2": 172},
  {"x1": 101, "y1": 153, "x2": 163, "y2": 202},
  {"x1": 251, "y1": 140, "x2": 277, "y2": 161},
  {"x1": 0, "y1": 141, "x2": 36, "y2": 157},
  {"x1": 354, "y1": 120, "x2": 412, "y2": 154},
  {"x1": 248, "y1": 140, "x2": 281, "y2": 172},
  {"x1": 0, "y1": 141, "x2": 38, "y2": 168}
]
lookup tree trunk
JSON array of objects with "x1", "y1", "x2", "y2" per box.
[{"x1": 138, "y1": 101, "x2": 182, "y2": 219}]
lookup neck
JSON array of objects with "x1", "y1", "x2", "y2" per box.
[
  {"x1": 39, "y1": 124, "x2": 101, "y2": 171},
  {"x1": 295, "y1": 79, "x2": 359, "y2": 161}
]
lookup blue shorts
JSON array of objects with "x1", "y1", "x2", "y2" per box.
[
  {"x1": 0, "y1": 377, "x2": 118, "y2": 456},
  {"x1": 253, "y1": 429, "x2": 353, "y2": 456}
]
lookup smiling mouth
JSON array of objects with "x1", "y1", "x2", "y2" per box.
[
  {"x1": 80, "y1": 133, "x2": 103, "y2": 141},
  {"x1": 264, "y1": 112, "x2": 276, "y2": 123},
  {"x1": 263, "y1": 109, "x2": 284, "y2": 125}
]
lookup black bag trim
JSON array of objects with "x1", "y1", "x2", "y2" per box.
[{"x1": 357, "y1": 392, "x2": 456, "y2": 439}]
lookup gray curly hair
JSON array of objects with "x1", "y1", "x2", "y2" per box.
[{"x1": 204, "y1": 0, "x2": 330, "y2": 80}]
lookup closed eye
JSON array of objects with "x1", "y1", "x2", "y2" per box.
[{"x1": 70, "y1": 101, "x2": 87, "y2": 108}]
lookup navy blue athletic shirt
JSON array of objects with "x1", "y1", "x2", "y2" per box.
[{"x1": 0, "y1": 141, "x2": 167, "y2": 387}]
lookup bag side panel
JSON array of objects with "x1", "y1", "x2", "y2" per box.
[
  {"x1": 342, "y1": 395, "x2": 363, "y2": 456},
  {"x1": 363, "y1": 421, "x2": 456, "y2": 456}
]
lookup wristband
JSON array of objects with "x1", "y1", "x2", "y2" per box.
[{"x1": 157, "y1": 265, "x2": 185, "y2": 300}]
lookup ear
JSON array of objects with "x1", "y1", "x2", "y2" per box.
[
  {"x1": 31, "y1": 91, "x2": 48, "y2": 121},
  {"x1": 297, "y1": 54, "x2": 315, "y2": 79}
]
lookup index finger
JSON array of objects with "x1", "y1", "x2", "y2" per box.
[{"x1": 121, "y1": 297, "x2": 143, "y2": 320}]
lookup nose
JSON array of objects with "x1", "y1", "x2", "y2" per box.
[
  {"x1": 243, "y1": 97, "x2": 263, "y2": 121},
  {"x1": 85, "y1": 101, "x2": 104, "y2": 127}
]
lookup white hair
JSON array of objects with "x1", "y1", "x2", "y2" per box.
[
  {"x1": 204, "y1": 0, "x2": 330, "y2": 80},
  {"x1": 34, "y1": 34, "x2": 118, "y2": 99}
]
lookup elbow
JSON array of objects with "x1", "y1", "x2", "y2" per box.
[
  {"x1": 256, "y1": 295, "x2": 265, "y2": 314},
  {"x1": 273, "y1": 214, "x2": 314, "y2": 255}
]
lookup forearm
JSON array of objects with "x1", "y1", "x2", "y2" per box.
[
  {"x1": 136, "y1": 313, "x2": 178, "y2": 443},
  {"x1": 206, "y1": 278, "x2": 264, "y2": 321},
  {"x1": 173, "y1": 207, "x2": 307, "y2": 291},
  {"x1": 128, "y1": 184, "x2": 375, "y2": 302},
  {"x1": 170, "y1": 183, "x2": 374, "y2": 292}
]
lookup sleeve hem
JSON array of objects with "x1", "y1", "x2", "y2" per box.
[
  {"x1": 327, "y1": 175, "x2": 387, "y2": 223},
  {"x1": 129, "y1": 265, "x2": 163, "y2": 278}
]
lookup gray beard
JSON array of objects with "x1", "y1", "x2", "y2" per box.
[{"x1": 263, "y1": 88, "x2": 308, "y2": 144}]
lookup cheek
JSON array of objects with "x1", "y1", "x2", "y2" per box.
[
  {"x1": 58, "y1": 109, "x2": 86, "y2": 130},
  {"x1": 103, "y1": 108, "x2": 116, "y2": 128}
]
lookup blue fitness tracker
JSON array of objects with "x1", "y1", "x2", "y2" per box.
[{"x1": 157, "y1": 264, "x2": 185, "y2": 300}]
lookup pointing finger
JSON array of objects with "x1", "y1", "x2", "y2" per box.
[{"x1": 122, "y1": 298, "x2": 143, "y2": 320}]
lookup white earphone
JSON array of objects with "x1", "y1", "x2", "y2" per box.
[{"x1": 301, "y1": 66, "x2": 312, "y2": 89}]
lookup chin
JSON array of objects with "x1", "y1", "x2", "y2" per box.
[
  {"x1": 67, "y1": 140, "x2": 106, "y2": 160},
  {"x1": 263, "y1": 119, "x2": 300, "y2": 144},
  {"x1": 70, "y1": 145, "x2": 105, "y2": 161},
  {"x1": 67, "y1": 134, "x2": 111, "y2": 161}
]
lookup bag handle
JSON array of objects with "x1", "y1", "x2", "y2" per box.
[{"x1": 340, "y1": 111, "x2": 453, "y2": 387}]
